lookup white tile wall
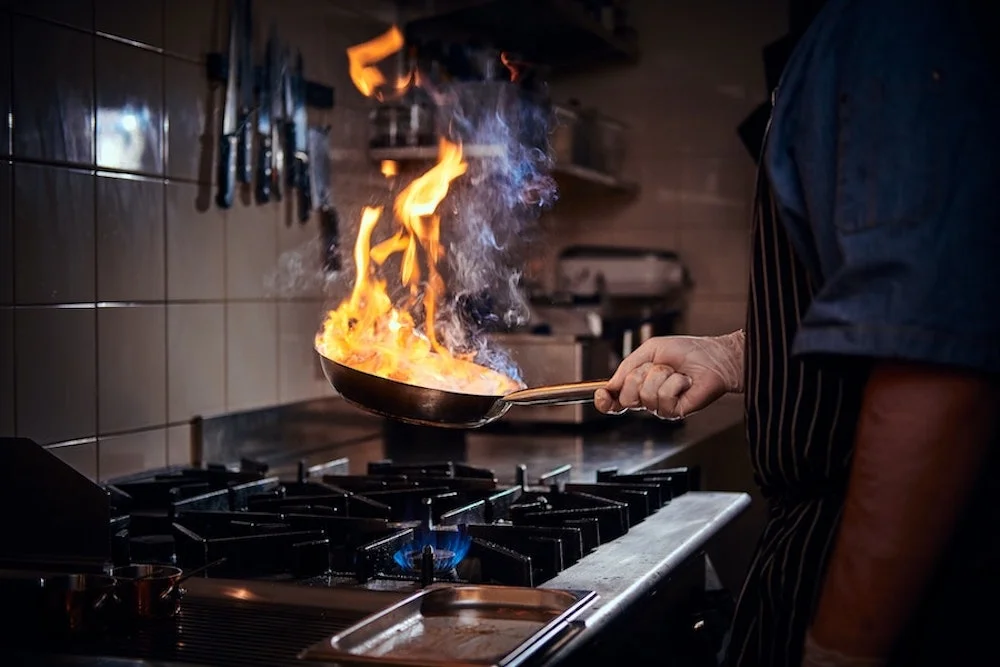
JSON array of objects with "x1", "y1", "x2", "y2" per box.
[{"x1": 1, "y1": 0, "x2": 390, "y2": 478}]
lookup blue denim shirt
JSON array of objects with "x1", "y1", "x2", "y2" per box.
[{"x1": 764, "y1": 0, "x2": 1000, "y2": 375}]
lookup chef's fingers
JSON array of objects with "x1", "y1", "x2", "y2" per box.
[
  {"x1": 638, "y1": 364, "x2": 677, "y2": 412},
  {"x1": 605, "y1": 341, "x2": 659, "y2": 391},
  {"x1": 594, "y1": 388, "x2": 624, "y2": 414},
  {"x1": 654, "y1": 372, "x2": 694, "y2": 419},
  {"x1": 619, "y1": 362, "x2": 673, "y2": 409}
]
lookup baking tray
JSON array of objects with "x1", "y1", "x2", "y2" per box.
[{"x1": 298, "y1": 584, "x2": 597, "y2": 666}]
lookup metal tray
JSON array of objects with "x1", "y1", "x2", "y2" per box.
[{"x1": 299, "y1": 584, "x2": 597, "y2": 667}]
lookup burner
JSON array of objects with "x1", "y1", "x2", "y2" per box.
[{"x1": 392, "y1": 528, "x2": 472, "y2": 574}]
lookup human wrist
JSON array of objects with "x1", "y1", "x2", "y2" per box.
[
  {"x1": 802, "y1": 631, "x2": 887, "y2": 667},
  {"x1": 713, "y1": 329, "x2": 746, "y2": 393}
]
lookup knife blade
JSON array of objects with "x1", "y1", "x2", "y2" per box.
[
  {"x1": 255, "y1": 27, "x2": 276, "y2": 204},
  {"x1": 310, "y1": 126, "x2": 340, "y2": 272},
  {"x1": 282, "y1": 47, "x2": 296, "y2": 190},
  {"x1": 215, "y1": 0, "x2": 240, "y2": 209},
  {"x1": 293, "y1": 51, "x2": 311, "y2": 223},
  {"x1": 269, "y1": 30, "x2": 285, "y2": 201},
  {"x1": 236, "y1": 0, "x2": 254, "y2": 185}
]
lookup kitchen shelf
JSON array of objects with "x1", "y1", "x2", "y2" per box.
[
  {"x1": 401, "y1": 0, "x2": 639, "y2": 71},
  {"x1": 369, "y1": 144, "x2": 506, "y2": 160},
  {"x1": 367, "y1": 144, "x2": 638, "y2": 193}
]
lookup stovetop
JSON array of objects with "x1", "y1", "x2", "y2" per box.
[{"x1": 103, "y1": 456, "x2": 697, "y2": 590}]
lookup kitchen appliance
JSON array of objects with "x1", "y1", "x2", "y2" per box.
[
  {"x1": 488, "y1": 334, "x2": 614, "y2": 424},
  {"x1": 0, "y1": 435, "x2": 745, "y2": 666},
  {"x1": 315, "y1": 349, "x2": 606, "y2": 429},
  {"x1": 529, "y1": 246, "x2": 690, "y2": 363}
]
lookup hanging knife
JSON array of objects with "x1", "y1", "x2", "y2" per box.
[
  {"x1": 293, "y1": 51, "x2": 312, "y2": 223},
  {"x1": 310, "y1": 126, "x2": 340, "y2": 272},
  {"x1": 281, "y1": 48, "x2": 297, "y2": 190},
  {"x1": 255, "y1": 27, "x2": 276, "y2": 203},
  {"x1": 269, "y1": 30, "x2": 285, "y2": 201},
  {"x1": 236, "y1": 0, "x2": 254, "y2": 185},
  {"x1": 215, "y1": 0, "x2": 240, "y2": 209}
]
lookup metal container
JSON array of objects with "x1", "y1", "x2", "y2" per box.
[
  {"x1": 595, "y1": 114, "x2": 627, "y2": 177},
  {"x1": 298, "y1": 584, "x2": 596, "y2": 666},
  {"x1": 490, "y1": 334, "x2": 614, "y2": 424},
  {"x1": 112, "y1": 564, "x2": 184, "y2": 620}
]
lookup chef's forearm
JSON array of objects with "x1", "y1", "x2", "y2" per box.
[{"x1": 807, "y1": 361, "x2": 999, "y2": 662}]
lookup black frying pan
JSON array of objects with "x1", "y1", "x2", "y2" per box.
[{"x1": 316, "y1": 349, "x2": 606, "y2": 428}]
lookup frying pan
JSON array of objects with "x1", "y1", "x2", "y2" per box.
[{"x1": 317, "y1": 350, "x2": 607, "y2": 428}]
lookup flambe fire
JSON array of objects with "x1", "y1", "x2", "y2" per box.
[{"x1": 314, "y1": 27, "x2": 522, "y2": 397}]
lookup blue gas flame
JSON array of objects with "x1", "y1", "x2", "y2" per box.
[{"x1": 392, "y1": 529, "x2": 472, "y2": 573}]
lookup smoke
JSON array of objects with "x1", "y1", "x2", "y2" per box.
[{"x1": 426, "y1": 77, "x2": 558, "y2": 381}]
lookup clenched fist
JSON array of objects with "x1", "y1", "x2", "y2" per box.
[{"x1": 594, "y1": 330, "x2": 746, "y2": 420}]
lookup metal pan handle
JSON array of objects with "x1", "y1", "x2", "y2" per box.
[{"x1": 502, "y1": 380, "x2": 608, "y2": 407}]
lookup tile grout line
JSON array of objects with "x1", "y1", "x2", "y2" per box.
[
  {"x1": 161, "y1": 2, "x2": 170, "y2": 464},
  {"x1": 91, "y1": 1, "x2": 100, "y2": 480}
]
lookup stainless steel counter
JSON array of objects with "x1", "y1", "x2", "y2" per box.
[{"x1": 199, "y1": 393, "x2": 747, "y2": 487}]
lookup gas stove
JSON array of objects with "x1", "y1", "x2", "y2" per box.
[
  {"x1": 0, "y1": 435, "x2": 747, "y2": 667},
  {"x1": 104, "y1": 455, "x2": 698, "y2": 591}
]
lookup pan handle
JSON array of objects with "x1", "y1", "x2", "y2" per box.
[{"x1": 502, "y1": 380, "x2": 608, "y2": 407}]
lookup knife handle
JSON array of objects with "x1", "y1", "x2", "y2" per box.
[
  {"x1": 320, "y1": 207, "x2": 341, "y2": 272},
  {"x1": 237, "y1": 112, "x2": 252, "y2": 184},
  {"x1": 216, "y1": 133, "x2": 238, "y2": 209},
  {"x1": 256, "y1": 134, "x2": 272, "y2": 204},
  {"x1": 297, "y1": 158, "x2": 312, "y2": 224}
]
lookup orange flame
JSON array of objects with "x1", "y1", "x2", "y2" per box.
[
  {"x1": 499, "y1": 52, "x2": 521, "y2": 82},
  {"x1": 315, "y1": 31, "x2": 521, "y2": 397}
]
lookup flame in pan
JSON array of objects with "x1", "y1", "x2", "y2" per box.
[{"x1": 315, "y1": 27, "x2": 521, "y2": 397}]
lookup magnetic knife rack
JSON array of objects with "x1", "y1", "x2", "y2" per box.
[{"x1": 205, "y1": 53, "x2": 336, "y2": 110}]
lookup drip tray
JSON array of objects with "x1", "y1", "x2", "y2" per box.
[{"x1": 300, "y1": 584, "x2": 596, "y2": 666}]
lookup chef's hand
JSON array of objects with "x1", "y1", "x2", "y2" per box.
[
  {"x1": 801, "y1": 632, "x2": 887, "y2": 667},
  {"x1": 594, "y1": 330, "x2": 745, "y2": 420}
]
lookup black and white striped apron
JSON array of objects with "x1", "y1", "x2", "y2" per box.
[
  {"x1": 724, "y1": 140, "x2": 869, "y2": 667},
  {"x1": 727, "y1": 108, "x2": 1000, "y2": 667}
]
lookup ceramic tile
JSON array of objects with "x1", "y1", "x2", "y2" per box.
[
  {"x1": 278, "y1": 301, "x2": 332, "y2": 404},
  {"x1": 46, "y1": 442, "x2": 98, "y2": 481},
  {"x1": 99, "y1": 427, "x2": 166, "y2": 481},
  {"x1": 164, "y1": 57, "x2": 220, "y2": 184},
  {"x1": 165, "y1": 181, "x2": 225, "y2": 300},
  {"x1": 163, "y1": 0, "x2": 225, "y2": 61},
  {"x1": 683, "y1": 294, "x2": 748, "y2": 337},
  {"x1": 678, "y1": 225, "x2": 750, "y2": 299},
  {"x1": 96, "y1": 0, "x2": 164, "y2": 48},
  {"x1": 15, "y1": 307, "x2": 97, "y2": 445},
  {"x1": 226, "y1": 302, "x2": 278, "y2": 412},
  {"x1": 97, "y1": 305, "x2": 167, "y2": 433},
  {"x1": 0, "y1": 13, "x2": 10, "y2": 158},
  {"x1": 11, "y1": 17, "x2": 94, "y2": 164},
  {"x1": 166, "y1": 423, "x2": 191, "y2": 466},
  {"x1": 226, "y1": 197, "x2": 279, "y2": 299},
  {"x1": 167, "y1": 303, "x2": 225, "y2": 421},
  {"x1": 0, "y1": 307, "x2": 12, "y2": 437},
  {"x1": 9, "y1": 0, "x2": 93, "y2": 30},
  {"x1": 274, "y1": 212, "x2": 326, "y2": 299},
  {"x1": 96, "y1": 38, "x2": 164, "y2": 174},
  {"x1": 0, "y1": 162, "x2": 10, "y2": 304},
  {"x1": 13, "y1": 164, "x2": 95, "y2": 304},
  {"x1": 96, "y1": 174, "x2": 166, "y2": 301}
]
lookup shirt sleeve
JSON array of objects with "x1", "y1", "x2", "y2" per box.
[{"x1": 791, "y1": 1, "x2": 1000, "y2": 375}]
